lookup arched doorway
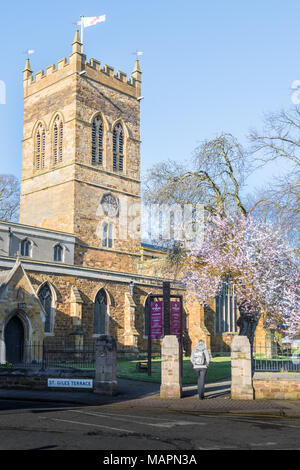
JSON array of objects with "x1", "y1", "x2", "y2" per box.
[{"x1": 4, "y1": 315, "x2": 24, "y2": 364}]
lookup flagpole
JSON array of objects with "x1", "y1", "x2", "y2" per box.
[{"x1": 80, "y1": 15, "x2": 84, "y2": 51}]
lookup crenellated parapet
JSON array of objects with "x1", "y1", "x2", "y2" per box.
[
  {"x1": 23, "y1": 30, "x2": 142, "y2": 98},
  {"x1": 84, "y1": 60, "x2": 140, "y2": 93}
]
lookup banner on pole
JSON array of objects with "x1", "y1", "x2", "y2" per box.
[
  {"x1": 150, "y1": 301, "x2": 163, "y2": 339},
  {"x1": 170, "y1": 301, "x2": 181, "y2": 338}
]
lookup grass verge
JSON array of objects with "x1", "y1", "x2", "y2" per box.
[{"x1": 117, "y1": 356, "x2": 231, "y2": 384}]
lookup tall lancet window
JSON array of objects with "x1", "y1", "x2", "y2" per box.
[
  {"x1": 94, "y1": 289, "x2": 108, "y2": 335},
  {"x1": 215, "y1": 278, "x2": 237, "y2": 334},
  {"x1": 38, "y1": 283, "x2": 52, "y2": 334},
  {"x1": 53, "y1": 115, "x2": 63, "y2": 166},
  {"x1": 92, "y1": 115, "x2": 104, "y2": 165},
  {"x1": 35, "y1": 123, "x2": 45, "y2": 170},
  {"x1": 102, "y1": 222, "x2": 113, "y2": 248},
  {"x1": 112, "y1": 123, "x2": 124, "y2": 172}
]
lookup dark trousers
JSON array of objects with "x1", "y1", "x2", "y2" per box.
[{"x1": 197, "y1": 368, "x2": 207, "y2": 399}]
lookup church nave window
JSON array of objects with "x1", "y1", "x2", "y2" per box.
[
  {"x1": 92, "y1": 115, "x2": 104, "y2": 166},
  {"x1": 20, "y1": 238, "x2": 32, "y2": 257},
  {"x1": 53, "y1": 243, "x2": 63, "y2": 262},
  {"x1": 215, "y1": 278, "x2": 237, "y2": 334},
  {"x1": 113, "y1": 123, "x2": 124, "y2": 172}
]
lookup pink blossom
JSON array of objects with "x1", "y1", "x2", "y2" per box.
[{"x1": 182, "y1": 215, "x2": 300, "y2": 334}]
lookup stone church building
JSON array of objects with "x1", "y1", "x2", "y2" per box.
[{"x1": 0, "y1": 32, "x2": 269, "y2": 364}]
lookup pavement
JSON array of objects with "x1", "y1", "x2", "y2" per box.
[{"x1": 0, "y1": 377, "x2": 300, "y2": 418}]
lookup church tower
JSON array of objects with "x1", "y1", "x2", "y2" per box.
[{"x1": 20, "y1": 31, "x2": 142, "y2": 272}]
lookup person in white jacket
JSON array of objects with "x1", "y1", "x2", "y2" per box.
[{"x1": 190, "y1": 340, "x2": 211, "y2": 399}]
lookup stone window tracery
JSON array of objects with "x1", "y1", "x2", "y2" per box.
[
  {"x1": 113, "y1": 123, "x2": 124, "y2": 172},
  {"x1": 53, "y1": 115, "x2": 63, "y2": 165},
  {"x1": 34, "y1": 123, "x2": 45, "y2": 170},
  {"x1": 92, "y1": 115, "x2": 104, "y2": 166}
]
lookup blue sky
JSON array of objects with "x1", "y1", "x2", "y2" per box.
[{"x1": 0, "y1": 0, "x2": 299, "y2": 192}]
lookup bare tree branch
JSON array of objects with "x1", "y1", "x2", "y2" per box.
[
  {"x1": 143, "y1": 133, "x2": 250, "y2": 222},
  {"x1": 0, "y1": 175, "x2": 20, "y2": 222}
]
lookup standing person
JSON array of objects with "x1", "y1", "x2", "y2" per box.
[{"x1": 190, "y1": 340, "x2": 211, "y2": 399}]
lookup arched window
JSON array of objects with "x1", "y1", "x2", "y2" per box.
[
  {"x1": 53, "y1": 115, "x2": 63, "y2": 165},
  {"x1": 215, "y1": 278, "x2": 237, "y2": 333},
  {"x1": 38, "y1": 283, "x2": 52, "y2": 333},
  {"x1": 92, "y1": 115, "x2": 104, "y2": 165},
  {"x1": 20, "y1": 238, "x2": 32, "y2": 257},
  {"x1": 102, "y1": 223, "x2": 113, "y2": 248},
  {"x1": 34, "y1": 123, "x2": 46, "y2": 170},
  {"x1": 53, "y1": 244, "x2": 63, "y2": 262},
  {"x1": 112, "y1": 123, "x2": 124, "y2": 172},
  {"x1": 94, "y1": 288, "x2": 107, "y2": 335}
]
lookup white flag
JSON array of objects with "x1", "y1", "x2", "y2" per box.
[{"x1": 78, "y1": 15, "x2": 106, "y2": 28}]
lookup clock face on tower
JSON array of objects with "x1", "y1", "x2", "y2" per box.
[{"x1": 101, "y1": 193, "x2": 119, "y2": 217}]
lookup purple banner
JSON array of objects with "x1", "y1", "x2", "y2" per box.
[
  {"x1": 150, "y1": 301, "x2": 163, "y2": 339},
  {"x1": 170, "y1": 301, "x2": 181, "y2": 338}
]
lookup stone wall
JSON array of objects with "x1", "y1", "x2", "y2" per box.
[
  {"x1": 253, "y1": 372, "x2": 300, "y2": 400},
  {"x1": 0, "y1": 367, "x2": 94, "y2": 391}
]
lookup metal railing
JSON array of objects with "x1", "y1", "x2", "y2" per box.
[
  {"x1": 253, "y1": 344, "x2": 300, "y2": 372},
  {"x1": 1, "y1": 340, "x2": 96, "y2": 370}
]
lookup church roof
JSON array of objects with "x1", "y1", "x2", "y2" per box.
[{"x1": 0, "y1": 258, "x2": 40, "y2": 302}]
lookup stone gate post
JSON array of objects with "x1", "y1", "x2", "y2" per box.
[
  {"x1": 94, "y1": 334, "x2": 117, "y2": 395},
  {"x1": 231, "y1": 335, "x2": 254, "y2": 400},
  {"x1": 160, "y1": 335, "x2": 182, "y2": 399}
]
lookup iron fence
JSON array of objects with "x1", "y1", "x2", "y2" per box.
[
  {"x1": 1, "y1": 340, "x2": 96, "y2": 370},
  {"x1": 253, "y1": 344, "x2": 300, "y2": 372}
]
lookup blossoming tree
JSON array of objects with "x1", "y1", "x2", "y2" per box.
[{"x1": 182, "y1": 214, "x2": 300, "y2": 350}]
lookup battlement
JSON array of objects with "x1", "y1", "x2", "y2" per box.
[
  {"x1": 23, "y1": 55, "x2": 72, "y2": 93},
  {"x1": 23, "y1": 30, "x2": 141, "y2": 98},
  {"x1": 85, "y1": 60, "x2": 137, "y2": 89}
]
